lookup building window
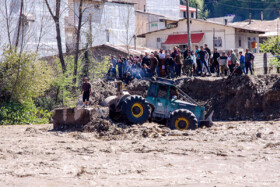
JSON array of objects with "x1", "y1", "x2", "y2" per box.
[
  {"x1": 183, "y1": 12, "x2": 186, "y2": 18},
  {"x1": 214, "y1": 37, "x2": 222, "y2": 47},
  {"x1": 239, "y1": 37, "x2": 242, "y2": 47},
  {"x1": 106, "y1": 30, "x2": 110, "y2": 42}
]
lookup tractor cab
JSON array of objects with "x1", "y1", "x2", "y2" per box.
[{"x1": 145, "y1": 79, "x2": 206, "y2": 123}]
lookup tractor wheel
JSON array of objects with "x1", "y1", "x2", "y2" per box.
[
  {"x1": 168, "y1": 109, "x2": 198, "y2": 130},
  {"x1": 121, "y1": 95, "x2": 149, "y2": 124}
]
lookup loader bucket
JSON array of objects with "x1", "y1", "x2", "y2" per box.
[
  {"x1": 199, "y1": 111, "x2": 214, "y2": 128},
  {"x1": 206, "y1": 110, "x2": 214, "y2": 125}
]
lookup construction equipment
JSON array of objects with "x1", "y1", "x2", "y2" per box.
[{"x1": 103, "y1": 79, "x2": 214, "y2": 130}]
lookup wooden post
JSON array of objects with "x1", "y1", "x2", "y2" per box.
[{"x1": 263, "y1": 53, "x2": 268, "y2": 74}]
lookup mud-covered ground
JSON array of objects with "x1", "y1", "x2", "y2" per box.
[{"x1": 0, "y1": 121, "x2": 280, "y2": 187}]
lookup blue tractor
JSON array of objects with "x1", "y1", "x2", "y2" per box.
[{"x1": 103, "y1": 79, "x2": 214, "y2": 130}]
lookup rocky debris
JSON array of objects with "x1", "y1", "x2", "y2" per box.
[
  {"x1": 82, "y1": 121, "x2": 176, "y2": 141},
  {"x1": 177, "y1": 75, "x2": 280, "y2": 121},
  {"x1": 127, "y1": 79, "x2": 149, "y2": 97}
]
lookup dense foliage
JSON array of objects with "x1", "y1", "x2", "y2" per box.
[
  {"x1": 0, "y1": 49, "x2": 54, "y2": 124},
  {"x1": 181, "y1": 0, "x2": 280, "y2": 21},
  {"x1": 260, "y1": 36, "x2": 280, "y2": 68},
  {"x1": 0, "y1": 48, "x2": 111, "y2": 125}
]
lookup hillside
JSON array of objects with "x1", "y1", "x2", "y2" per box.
[{"x1": 180, "y1": 0, "x2": 280, "y2": 21}]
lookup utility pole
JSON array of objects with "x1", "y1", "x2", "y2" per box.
[{"x1": 186, "y1": 0, "x2": 191, "y2": 50}]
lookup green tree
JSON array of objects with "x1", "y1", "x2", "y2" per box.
[{"x1": 260, "y1": 36, "x2": 280, "y2": 71}]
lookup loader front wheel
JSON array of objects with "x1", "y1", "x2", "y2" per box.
[
  {"x1": 169, "y1": 109, "x2": 198, "y2": 130},
  {"x1": 121, "y1": 96, "x2": 149, "y2": 124}
]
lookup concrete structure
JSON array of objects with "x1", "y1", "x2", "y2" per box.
[
  {"x1": 66, "y1": 0, "x2": 135, "y2": 52},
  {"x1": 0, "y1": 0, "x2": 136, "y2": 58},
  {"x1": 138, "y1": 18, "x2": 265, "y2": 52},
  {"x1": 0, "y1": 0, "x2": 68, "y2": 57}
]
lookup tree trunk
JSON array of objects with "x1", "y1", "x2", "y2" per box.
[
  {"x1": 73, "y1": 0, "x2": 84, "y2": 85},
  {"x1": 55, "y1": 19, "x2": 66, "y2": 73},
  {"x1": 14, "y1": 0, "x2": 24, "y2": 52},
  {"x1": 44, "y1": 0, "x2": 66, "y2": 73}
]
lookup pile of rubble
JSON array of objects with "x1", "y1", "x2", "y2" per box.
[
  {"x1": 54, "y1": 75, "x2": 280, "y2": 138},
  {"x1": 127, "y1": 75, "x2": 280, "y2": 121}
]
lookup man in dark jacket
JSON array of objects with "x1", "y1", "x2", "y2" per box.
[
  {"x1": 106, "y1": 64, "x2": 117, "y2": 81},
  {"x1": 213, "y1": 48, "x2": 220, "y2": 76},
  {"x1": 245, "y1": 49, "x2": 254, "y2": 75},
  {"x1": 165, "y1": 54, "x2": 174, "y2": 79},
  {"x1": 142, "y1": 52, "x2": 151, "y2": 67}
]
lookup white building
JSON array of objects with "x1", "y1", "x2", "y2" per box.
[
  {"x1": 138, "y1": 18, "x2": 265, "y2": 53},
  {"x1": 66, "y1": 0, "x2": 135, "y2": 52},
  {"x1": 0, "y1": 0, "x2": 136, "y2": 58},
  {"x1": 0, "y1": 0, "x2": 68, "y2": 57}
]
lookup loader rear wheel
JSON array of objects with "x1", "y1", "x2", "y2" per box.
[
  {"x1": 169, "y1": 109, "x2": 198, "y2": 130},
  {"x1": 121, "y1": 95, "x2": 149, "y2": 124}
]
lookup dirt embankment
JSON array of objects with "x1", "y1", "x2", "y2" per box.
[{"x1": 127, "y1": 75, "x2": 280, "y2": 121}]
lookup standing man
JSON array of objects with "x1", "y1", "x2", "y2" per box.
[
  {"x1": 230, "y1": 50, "x2": 238, "y2": 72},
  {"x1": 175, "y1": 52, "x2": 183, "y2": 77},
  {"x1": 245, "y1": 49, "x2": 254, "y2": 75},
  {"x1": 82, "y1": 77, "x2": 91, "y2": 108},
  {"x1": 117, "y1": 55, "x2": 124, "y2": 80},
  {"x1": 165, "y1": 54, "x2": 175, "y2": 79},
  {"x1": 218, "y1": 51, "x2": 228, "y2": 77},
  {"x1": 194, "y1": 45, "x2": 201, "y2": 75},
  {"x1": 183, "y1": 46, "x2": 191, "y2": 59},
  {"x1": 150, "y1": 53, "x2": 158, "y2": 77},
  {"x1": 204, "y1": 44, "x2": 211, "y2": 61},
  {"x1": 239, "y1": 51, "x2": 246, "y2": 74},
  {"x1": 198, "y1": 46, "x2": 211, "y2": 75},
  {"x1": 213, "y1": 48, "x2": 220, "y2": 76},
  {"x1": 142, "y1": 52, "x2": 151, "y2": 67},
  {"x1": 110, "y1": 55, "x2": 117, "y2": 68}
]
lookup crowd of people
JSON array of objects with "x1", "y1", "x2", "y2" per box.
[{"x1": 106, "y1": 44, "x2": 255, "y2": 84}]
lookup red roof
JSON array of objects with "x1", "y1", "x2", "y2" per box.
[
  {"x1": 164, "y1": 33, "x2": 204, "y2": 45},
  {"x1": 180, "y1": 5, "x2": 197, "y2": 12}
]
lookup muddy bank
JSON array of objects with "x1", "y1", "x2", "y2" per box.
[{"x1": 127, "y1": 75, "x2": 280, "y2": 121}]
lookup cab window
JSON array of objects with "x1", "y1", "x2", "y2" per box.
[{"x1": 157, "y1": 85, "x2": 169, "y2": 98}]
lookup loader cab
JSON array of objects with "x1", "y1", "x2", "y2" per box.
[
  {"x1": 146, "y1": 80, "x2": 205, "y2": 121},
  {"x1": 146, "y1": 81, "x2": 179, "y2": 118}
]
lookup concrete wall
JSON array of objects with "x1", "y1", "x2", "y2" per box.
[
  {"x1": 146, "y1": 0, "x2": 180, "y2": 18},
  {"x1": 235, "y1": 32, "x2": 260, "y2": 53},
  {"x1": 70, "y1": 1, "x2": 135, "y2": 49},
  {"x1": 0, "y1": 0, "x2": 68, "y2": 58}
]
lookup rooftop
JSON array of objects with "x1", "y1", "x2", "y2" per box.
[
  {"x1": 228, "y1": 18, "x2": 280, "y2": 37},
  {"x1": 138, "y1": 18, "x2": 265, "y2": 37}
]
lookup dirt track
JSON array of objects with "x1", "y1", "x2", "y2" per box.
[{"x1": 0, "y1": 121, "x2": 280, "y2": 187}]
